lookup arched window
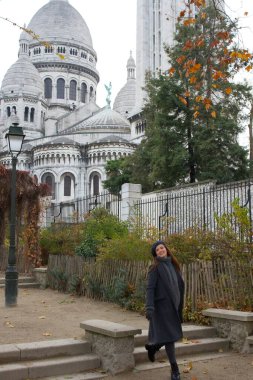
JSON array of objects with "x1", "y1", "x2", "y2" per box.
[
  {"x1": 69, "y1": 80, "x2": 77, "y2": 101},
  {"x1": 6, "y1": 107, "x2": 11, "y2": 117},
  {"x1": 90, "y1": 86, "x2": 94, "y2": 100},
  {"x1": 42, "y1": 172, "x2": 55, "y2": 199},
  {"x1": 12, "y1": 106, "x2": 16, "y2": 115},
  {"x1": 24, "y1": 107, "x2": 29, "y2": 121},
  {"x1": 30, "y1": 108, "x2": 35, "y2": 122},
  {"x1": 44, "y1": 78, "x2": 52, "y2": 99},
  {"x1": 93, "y1": 175, "x2": 100, "y2": 196},
  {"x1": 81, "y1": 83, "x2": 87, "y2": 103},
  {"x1": 57, "y1": 78, "x2": 65, "y2": 99},
  {"x1": 64, "y1": 175, "x2": 71, "y2": 196}
]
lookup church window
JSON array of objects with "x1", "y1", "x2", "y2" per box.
[
  {"x1": 24, "y1": 107, "x2": 29, "y2": 121},
  {"x1": 45, "y1": 46, "x2": 53, "y2": 53},
  {"x1": 81, "y1": 51, "x2": 87, "y2": 59},
  {"x1": 81, "y1": 83, "x2": 87, "y2": 103},
  {"x1": 30, "y1": 108, "x2": 35, "y2": 122},
  {"x1": 70, "y1": 48, "x2": 78, "y2": 56},
  {"x1": 69, "y1": 80, "x2": 77, "y2": 101},
  {"x1": 44, "y1": 78, "x2": 52, "y2": 99},
  {"x1": 42, "y1": 173, "x2": 55, "y2": 199},
  {"x1": 90, "y1": 86, "x2": 94, "y2": 99},
  {"x1": 57, "y1": 78, "x2": 65, "y2": 99},
  {"x1": 57, "y1": 46, "x2": 65, "y2": 54},
  {"x1": 64, "y1": 175, "x2": 71, "y2": 196},
  {"x1": 6, "y1": 107, "x2": 11, "y2": 117},
  {"x1": 12, "y1": 106, "x2": 16, "y2": 114},
  {"x1": 93, "y1": 175, "x2": 100, "y2": 196}
]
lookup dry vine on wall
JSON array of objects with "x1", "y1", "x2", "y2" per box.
[{"x1": 0, "y1": 164, "x2": 50, "y2": 267}]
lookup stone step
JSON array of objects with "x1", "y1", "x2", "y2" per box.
[
  {"x1": 0, "y1": 276, "x2": 35, "y2": 284},
  {"x1": 0, "y1": 276, "x2": 40, "y2": 289},
  {"x1": 0, "y1": 354, "x2": 100, "y2": 380},
  {"x1": 135, "y1": 350, "x2": 233, "y2": 372},
  {"x1": 40, "y1": 370, "x2": 108, "y2": 380},
  {"x1": 134, "y1": 337, "x2": 230, "y2": 364},
  {"x1": 134, "y1": 324, "x2": 218, "y2": 347},
  {"x1": 0, "y1": 339, "x2": 92, "y2": 363}
]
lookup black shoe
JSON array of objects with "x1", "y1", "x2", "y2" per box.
[{"x1": 145, "y1": 344, "x2": 157, "y2": 362}]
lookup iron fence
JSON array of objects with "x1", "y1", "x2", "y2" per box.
[
  {"x1": 135, "y1": 180, "x2": 253, "y2": 238},
  {"x1": 46, "y1": 192, "x2": 121, "y2": 225}
]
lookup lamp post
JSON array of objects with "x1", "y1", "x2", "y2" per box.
[{"x1": 5, "y1": 123, "x2": 25, "y2": 307}]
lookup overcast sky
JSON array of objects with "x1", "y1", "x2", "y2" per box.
[{"x1": 0, "y1": 0, "x2": 252, "y2": 130}]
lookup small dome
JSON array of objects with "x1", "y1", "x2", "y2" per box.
[
  {"x1": 26, "y1": 0, "x2": 93, "y2": 49},
  {"x1": 1, "y1": 56, "x2": 43, "y2": 96},
  {"x1": 50, "y1": 136, "x2": 75, "y2": 145},
  {"x1": 92, "y1": 135, "x2": 131, "y2": 144},
  {"x1": 83, "y1": 107, "x2": 130, "y2": 128},
  {"x1": 113, "y1": 52, "x2": 136, "y2": 117},
  {"x1": 113, "y1": 80, "x2": 136, "y2": 117}
]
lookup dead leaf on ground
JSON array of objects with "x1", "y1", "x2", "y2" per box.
[
  {"x1": 183, "y1": 362, "x2": 193, "y2": 373},
  {"x1": 218, "y1": 348, "x2": 223, "y2": 353},
  {"x1": 38, "y1": 316, "x2": 46, "y2": 319},
  {"x1": 182, "y1": 337, "x2": 191, "y2": 344},
  {"x1": 190, "y1": 339, "x2": 200, "y2": 344},
  {"x1": 5, "y1": 321, "x2": 15, "y2": 328},
  {"x1": 42, "y1": 332, "x2": 52, "y2": 336}
]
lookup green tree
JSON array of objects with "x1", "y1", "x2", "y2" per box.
[
  {"x1": 103, "y1": 158, "x2": 131, "y2": 194},
  {"x1": 127, "y1": 0, "x2": 252, "y2": 190}
]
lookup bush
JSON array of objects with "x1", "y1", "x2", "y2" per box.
[
  {"x1": 75, "y1": 208, "x2": 128, "y2": 258},
  {"x1": 39, "y1": 223, "x2": 84, "y2": 262},
  {"x1": 98, "y1": 234, "x2": 151, "y2": 261}
]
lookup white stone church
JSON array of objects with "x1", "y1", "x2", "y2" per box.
[{"x1": 0, "y1": 0, "x2": 184, "y2": 205}]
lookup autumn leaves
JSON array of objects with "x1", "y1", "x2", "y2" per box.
[{"x1": 167, "y1": 0, "x2": 253, "y2": 121}]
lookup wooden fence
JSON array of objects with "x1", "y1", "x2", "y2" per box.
[
  {"x1": 47, "y1": 255, "x2": 253, "y2": 311},
  {"x1": 0, "y1": 246, "x2": 33, "y2": 273}
]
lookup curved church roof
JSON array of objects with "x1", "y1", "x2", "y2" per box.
[
  {"x1": 26, "y1": 0, "x2": 93, "y2": 49},
  {"x1": 113, "y1": 52, "x2": 136, "y2": 117},
  {"x1": 1, "y1": 33, "x2": 43, "y2": 96},
  {"x1": 63, "y1": 106, "x2": 131, "y2": 134}
]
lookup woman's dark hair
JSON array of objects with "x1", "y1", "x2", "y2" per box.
[{"x1": 150, "y1": 241, "x2": 181, "y2": 272}]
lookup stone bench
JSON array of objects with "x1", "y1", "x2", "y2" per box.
[
  {"x1": 80, "y1": 319, "x2": 142, "y2": 375},
  {"x1": 202, "y1": 308, "x2": 253, "y2": 352}
]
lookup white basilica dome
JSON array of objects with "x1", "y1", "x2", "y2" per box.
[{"x1": 26, "y1": 0, "x2": 93, "y2": 49}]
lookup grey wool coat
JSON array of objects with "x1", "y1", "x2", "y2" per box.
[{"x1": 146, "y1": 261, "x2": 185, "y2": 345}]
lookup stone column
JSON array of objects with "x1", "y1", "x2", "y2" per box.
[
  {"x1": 121, "y1": 183, "x2": 142, "y2": 221},
  {"x1": 80, "y1": 319, "x2": 141, "y2": 375}
]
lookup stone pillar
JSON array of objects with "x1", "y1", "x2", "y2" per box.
[
  {"x1": 121, "y1": 183, "x2": 142, "y2": 221},
  {"x1": 203, "y1": 308, "x2": 253, "y2": 352},
  {"x1": 33, "y1": 267, "x2": 48, "y2": 289},
  {"x1": 80, "y1": 319, "x2": 141, "y2": 375}
]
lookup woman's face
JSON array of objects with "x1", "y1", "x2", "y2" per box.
[{"x1": 155, "y1": 244, "x2": 167, "y2": 258}]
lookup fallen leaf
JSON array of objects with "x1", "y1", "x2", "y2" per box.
[
  {"x1": 192, "y1": 377, "x2": 198, "y2": 380},
  {"x1": 183, "y1": 362, "x2": 193, "y2": 373},
  {"x1": 182, "y1": 337, "x2": 191, "y2": 344},
  {"x1": 218, "y1": 348, "x2": 223, "y2": 353},
  {"x1": 42, "y1": 332, "x2": 52, "y2": 336},
  {"x1": 191, "y1": 339, "x2": 200, "y2": 344},
  {"x1": 38, "y1": 316, "x2": 46, "y2": 319},
  {"x1": 5, "y1": 321, "x2": 15, "y2": 328}
]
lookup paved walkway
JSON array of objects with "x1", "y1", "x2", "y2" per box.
[{"x1": 0, "y1": 287, "x2": 252, "y2": 379}]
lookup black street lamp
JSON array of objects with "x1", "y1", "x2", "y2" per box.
[{"x1": 5, "y1": 123, "x2": 25, "y2": 307}]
